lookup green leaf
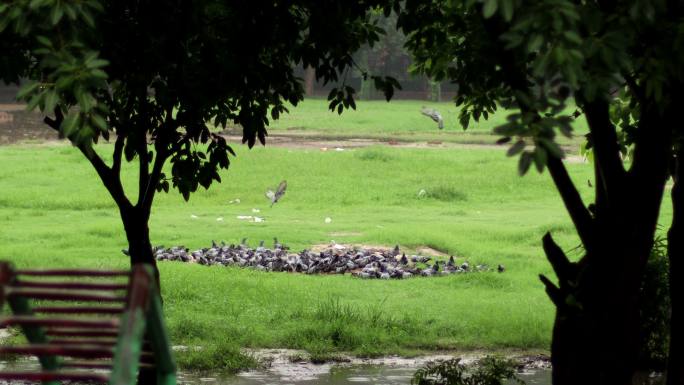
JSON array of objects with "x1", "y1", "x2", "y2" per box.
[
  {"x1": 482, "y1": 0, "x2": 498, "y2": 19},
  {"x1": 500, "y1": 0, "x2": 513, "y2": 22},
  {"x1": 61, "y1": 113, "x2": 80, "y2": 138},
  {"x1": 43, "y1": 90, "x2": 58, "y2": 113},
  {"x1": 538, "y1": 137, "x2": 564, "y2": 159},
  {"x1": 16, "y1": 82, "x2": 40, "y2": 100},
  {"x1": 533, "y1": 147, "x2": 547, "y2": 173},
  {"x1": 507, "y1": 140, "x2": 526, "y2": 156},
  {"x1": 50, "y1": 5, "x2": 64, "y2": 25},
  {"x1": 36, "y1": 35, "x2": 52, "y2": 47},
  {"x1": 518, "y1": 152, "x2": 533, "y2": 175},
  {"x1": 563, "y1": 30, "x2": 582, "y2": 44},
  {"x1": 527, "y1": 35, "x2": 544, "y2": 53},
  {"x1": 91, "y1": 113, "x2": 108, "y2": 131}
]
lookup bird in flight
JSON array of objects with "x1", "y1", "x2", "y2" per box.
[
  {"x1": 266, "y1": 180, "x2": 287, "y2": 207},
  {"x1": 420, "y1": 106, "x2": 444, "y2": 129}
]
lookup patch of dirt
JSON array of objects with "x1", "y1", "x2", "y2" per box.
[
  {"x1": 309, "y1": 243, "x2": 391, "y2": 253},
  {"x1": 308, "y1": 243, "x2": 449, "y2": 258},
  {"x1": 415, "y1": 246, "x2": 449, "y2": 257},
  {"x1": 327, "y1": 231, "x2": 363, "y2": 237},
  {"x1": 0, "y1": 107, "x2": 60, "y2": 145}
]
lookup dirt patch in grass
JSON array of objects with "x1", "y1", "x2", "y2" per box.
[
  {"x1": 328, "y1": 231, "x2": 363, "y2": 237},
  {"x1": 415, "y1": 246, "x2": 449, "y2": 257}
]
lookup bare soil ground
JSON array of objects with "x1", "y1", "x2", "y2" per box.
[{"x1": 0, "y1": 104, "x2": 587, "y2": 164}]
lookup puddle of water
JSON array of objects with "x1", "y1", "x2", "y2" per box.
[
  {"x1": 1, "y1": 359, "x2": 550, "y2": 385},
  {"x1": 178, "y1": 364, "x2": 551, "y2": 385}
]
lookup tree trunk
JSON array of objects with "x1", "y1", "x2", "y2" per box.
[
  {"x1": 121, "y1": 207, "x2": 160, "y2": 385},
  {"x1": 122, "y1": 207, "x2": 159, "y2": 284},
  {"x1": 668, "y1": 151, "x2": 683, "y2": 385},
  {"x1": 546, "y1": 234, "x2": 644, "y2": 385},
  {"x1": 304, "y1": 66, "x2": 316, "y2": 97}
]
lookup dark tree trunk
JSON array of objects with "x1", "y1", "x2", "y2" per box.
[
  {"x1": 121, "y1": 206, "x2": 161, "y2": 385},
  {"x1": 668, "y1": 151, "x2": 684, "y2": 385},
  {"x1": 545, "y1": 233, "x2": 645, "y2": 385},
  {"x1": 304, "y1": 66, "x2": 315, "y2": 97},
  {"x1": 121, "y1": 207, "x2": 160, "y2": 285}
]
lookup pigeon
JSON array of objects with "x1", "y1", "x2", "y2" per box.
[
  {"x1": 421, "y1": 106, "x2": 444, "y2": 129},
  {"x1": 266, "y1": 180, "x2": 287, "y2": 207}
]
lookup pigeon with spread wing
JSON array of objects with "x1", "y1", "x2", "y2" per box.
[
  {"x1": 420, "y1": 106, "x2": 444, "y2": 129},
  {"x1": 266, "y1": 180, "x2": 287, "y2": 207}
]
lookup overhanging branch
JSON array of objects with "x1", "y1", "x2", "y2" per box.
[
  {"x1": 582, "y1": 98, "x2": 626, "y2": 202},
  {"x1": 547, "y1": 156, "x2": 595, "y2": 249}
]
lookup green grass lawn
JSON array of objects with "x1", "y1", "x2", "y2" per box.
[
  {"x1": 0, "y1": 100, "x2": 671, "y2": 372},
  {"x1": 254, "y1": 98, "x2": 587, "y2": 148}
]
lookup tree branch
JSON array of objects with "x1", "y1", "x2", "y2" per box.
[
  {"x1": 582, "y1": 98, "x2": 626, "y2": 203},
  {"x1": 112, "y1": 133, "x2": 125, "y2": 175},
  {"x1": 136, "y1": 132, "x2": 150, "y2": 208},
  {"x1": 547, "y1": 156, "x2": 595, "y2": 249},
  {"x1": 43, "y1": 107, "x2": 132, "y2": 210}
]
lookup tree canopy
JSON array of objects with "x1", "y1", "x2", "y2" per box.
[
  {"x1": 0, "y1": 0, "x2": 400, "y2": 270},
  {"x1": 395, "y1": 1, "x2": 684, "y2": 384}
]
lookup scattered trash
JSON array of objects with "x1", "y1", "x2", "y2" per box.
[
  {"x1": 190, "y1": 214, "x2": 198, "y2": 219},
  {"x1": 229, "y1": 198, "x2": 241, "y2": 204},
  {"x1": 252, "y1": 208, "x2": 261, "y2": 213},
  {"x1": 417, "y1": 189, "x2": 427, "y2": 198},
  {"x1": 324, "y1": 217, "x2": 332, "y2": 224},
  {"x1": 216, "y1": 217, "x2": 224, "y2": 222},
  {"x1": 254, "y1": 217, "x2": 265, "y2": 223},
  {"x1": 335, "y1": 147, "x2": 345, "y2": 151},
  {"x1": 320, "y1": 147, "x2": 328, "y2": 151},
  {"x1": 237, "y1": 215, "x2": 253, "y2": 220}
]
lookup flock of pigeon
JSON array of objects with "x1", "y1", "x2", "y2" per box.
[{"x1": 153, "y1": 240, "x2": 505, "y2": 279}]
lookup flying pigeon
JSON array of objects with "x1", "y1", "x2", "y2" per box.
[
  {"x1": 266, "y1": 180, "x2": 287, "y2": 207},
  {"x1": 421, "y1": 106, "x2": 444, "y2": 129}
]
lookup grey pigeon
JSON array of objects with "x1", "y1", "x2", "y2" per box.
[
  {"x1": 421, "y1": 106, "x2": 444, "y2": 129},
  {"x1": 266, "y1": 180, "x2": 287, "y2": 207}
]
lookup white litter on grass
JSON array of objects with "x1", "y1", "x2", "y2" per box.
[
  {"x1": 252, "y1": 208, "x2": 261, "y2": 213},
  {"x1": 190, "y1": 214, "x2": 198, "y2": 219},
  {"x1": 324, "y1": 217, "x2": 332, "y2": 224},
  {"x1": 417, "y1": 188, "x2": 427, "y2": 198},
  {"x1": 335, "y1": 147, "x2": 345, "y2": 151},
  {"x1": 216, "y1": 217, "x2": 224, "y2": 222},
  {"x1": 320, "y1": 147, "x2": 328, "y2": 151},
  {"x1": 229, "y1": 198, "x2": 241, "y2": 204},
  {"x1": 237, "y1": 215, "x2": 265, "y2": 223}
]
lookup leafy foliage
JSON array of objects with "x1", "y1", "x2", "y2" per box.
[
  {"x1": 411, "y1": 356, "x2": 523, "y2": 385},
  {"x1": 395, "y1": 0, "x2": 684, "y2": 174}
]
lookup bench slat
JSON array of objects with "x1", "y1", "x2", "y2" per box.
[
  {"x1": 13, "y1": 280, "x2": 129, "y2": 291},
  {"x1": 6, "y1": 288, "x2": 127, "y2": 302},
  {"x1": 1, "y1": 316, "x2": 119, "y2": 329},
  {"x1": 33, "y1": 305, "x2": 125, "y2": 314},
  {"x1": 0, "y1": 371, "x2": 110, "y2": 382},
  {"x1": 16, "y1": 269, "x2": 129, "y2": 277},
  {"x1": 0, "y1": 344, "x2": 114, "y2": 358}
]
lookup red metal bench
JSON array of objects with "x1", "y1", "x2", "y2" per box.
[{"x1": 0, "y1": 262, "x2": 176, "y2": 384}]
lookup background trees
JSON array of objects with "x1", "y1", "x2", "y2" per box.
[{"x1": 394, "y1": 0, "x2": 683, "y2": 384}]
